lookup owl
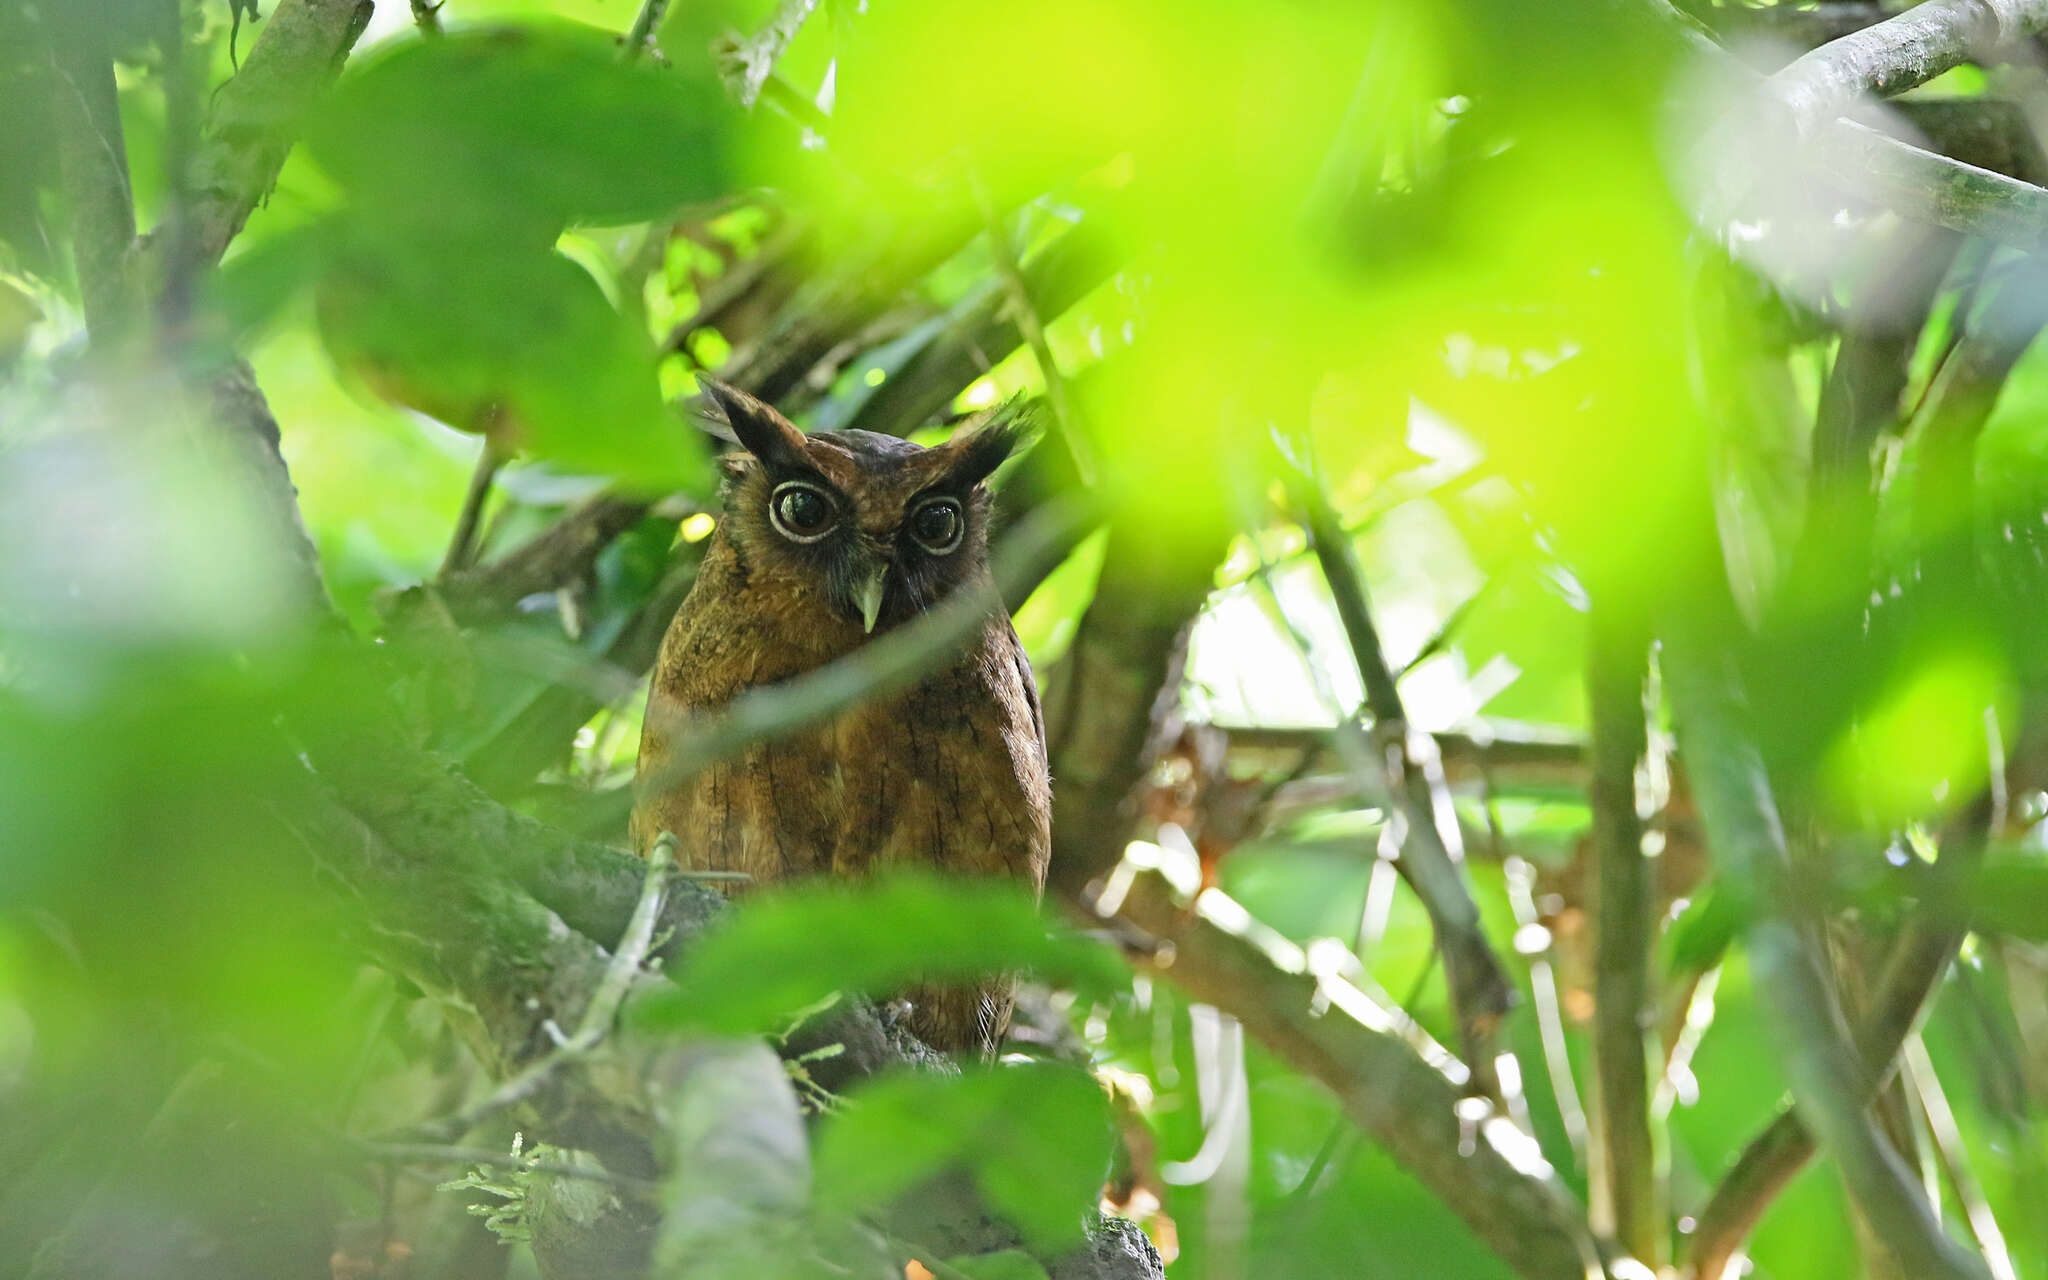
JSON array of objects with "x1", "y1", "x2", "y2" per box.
[{"x1": 632, "y1": 378, "x2": 1052, "y2": 1057}]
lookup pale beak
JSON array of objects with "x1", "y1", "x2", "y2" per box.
[{"x1": 853, "y1": 561, "x2": 888, "y2": 634}]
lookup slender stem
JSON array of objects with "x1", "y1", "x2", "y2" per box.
[
  {"x1": 396, "y1": 836, "x2": 673, "y2": 1144},
  {"x1": 439, "y1": 440, "x2": 509, "y2": 579},
  {"x1": 1283, "y1": 441, "x2": 1515, "y2": 1097},
  {"x1": 409, "y1": 0, "x2": 444, "y2": 36},
  {"x1": 621, "y1": 0, "x2": 670, "y2": 61},
  {"x1": 1662, "y1": 611, "x2": 1989, "y2": 1280},
  {"x1": 972, "y1": 177, "x2": 1097, "y2": 488},
  {"x1": 1905, "y1": 1034, "x2": 2020, "y2": 1280},
  {"x1": 1686, "y1": 797, "x2": 1992, "y2": 1279},
  {"x1": 1585, "y1": 605, "x2": 1661, "y2": 1265},
  {"x1": 1103, "y1": 865, "x2": 1610, "y2": 1280},
  {"x1": 44, "y1": 2, "x2": 139, "y2": 343}
]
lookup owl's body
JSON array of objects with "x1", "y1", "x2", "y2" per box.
[{"x1": 632, "y1": 382, "x2": 1050, "y2": 1056}]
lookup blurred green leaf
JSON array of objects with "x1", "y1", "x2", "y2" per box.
[
  {"x1": 311, "y1": 226, "x2": 707, "y2": 490},
  {"x1": 814, "y1": 1063, "x2": 1111, "y2": 1253},
  {"x1": 637, "y1": 872, "x2": 1128, "y2": 1036},
  {"x1": 1969, "y1": 860, "x2": 2048, "y2": 942},
  {"x1": 305, "y1": 23, "x2": 736, "y2": 241},
  {"x1": 1664, "y1": 882, "x2": 1741, "y2": 976}
]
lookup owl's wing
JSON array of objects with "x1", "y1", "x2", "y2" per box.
[{"x1": 1002, "y1": 618, "x2": 1046, "y2": 760}]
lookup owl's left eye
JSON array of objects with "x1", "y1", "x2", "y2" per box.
[
  {"x1": 907, "y1": 498, "x2": 965, "y2": 554},
  {"x1": 769, "y1": 481, "x2": 840, "y2": 543}
]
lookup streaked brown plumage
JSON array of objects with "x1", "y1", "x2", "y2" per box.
[{"x1": 631, "y1": 380, "x2": 1051, "y2": 1056}]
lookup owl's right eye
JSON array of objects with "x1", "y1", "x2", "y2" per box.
[{"x1": 769, "y1": 481, "x2": 840, "y2": 543}]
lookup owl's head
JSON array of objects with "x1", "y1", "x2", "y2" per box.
[{"x1": 696, "y1": 378, "x2": 1023, "y2": 634}]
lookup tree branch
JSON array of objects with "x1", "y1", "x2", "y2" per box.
[
  {"x1": 43, "y1": 4, "x2": 138, "y2": 341},
  {"x1": 1637, "y1": 0, "x2": 2048, "y2": 258},
  {"x1": 1044, "y1": 517, "x2": 1228, "y2": 895},
  {"x1": 1284, "y1": 447, "x2": 1515, "y2": 1090},
  {"x1": 1766, "y1": 0, "x2": 2048, "y2": 141},
  {"x1": 1098, "y1": 864, "x2": 1612, "y2": 1280},
  {"x1": 1584, "y1": 605, "x2": 1660, "y2": 1266},
  {"x1": 160, "y1": 0, "x2": 374, "y2": 275},
  {"x1": 829, "y1": 213, "x2": 1124, "y2": 438},
  {"x1": 1660, "y1": 595, "x2": 1989, "y2": 1280},
  {"x1": 1685, "y1": 797, "x2": 1992, "y2": 1280}
]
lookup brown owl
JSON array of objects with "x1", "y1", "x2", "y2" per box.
[{"x1": 632, "y1": 379, "x2": 1052, "y2": 1056}]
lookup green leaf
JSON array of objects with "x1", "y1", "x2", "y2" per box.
[
  {"x1": 814, "y1": 1063, "x2": 1110, "y2": 1254},
  {"x1": 1663, "y1": 881, "x2": 1742, "y2": 975},
  {"x1": 1969, "y1": 860, "x2": 2048, "y2": 941},
  {"x1": 311, "y1": 227, "x2": 707, "y2": 491},
  {"x1": 305, "y1": 23, "x2": 735, "y2": 240},
  {"x1": 635, "y1": 871, "x2": 1128, "y2": 1036}
]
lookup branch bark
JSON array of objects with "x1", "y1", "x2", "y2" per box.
[
  {"x1": 1685, "y1": 798, "x2": 1992, "y2": 1280},
  {"x1": 1584, "y1": 606, "x2": 1660, "y2": 1266},
  {"x1": 1766, "y1": 0, "x2": 2048, "y2": 141},
  {"x1": 43, "y1": 4, "x2": 138, "y2": 341},
  {"x1": 1101, "y1": 866, "x2": 1612, "y2": 1280},
  {"x1": 1285, "y1": 451, "x2": 1515, "y2": 1090},
  {"x1": 1660, "y1": 587, "x2": 1990, "y2": 1280},
  {"x1": 1044, "y1": 516, "x2": 1228, "y2": 896},
  {"x1": 163, "y1": 0, "x2": 374, "y2": 275}
]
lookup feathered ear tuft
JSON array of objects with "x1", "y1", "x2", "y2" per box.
[
  {"x1": 941, "y1": 401, "x2": 1032, "y2": 488},
  {"x1": 693, "y1": 377, "x2": 812, "y2": 471}
]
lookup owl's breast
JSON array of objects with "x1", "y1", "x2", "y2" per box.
[{"x1": 634, "y1": 544, "x2": 1049, "y2": 895}]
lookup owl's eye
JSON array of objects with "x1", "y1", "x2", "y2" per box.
[
  {"x1": 769, "y1": 481, "x2": 839, "y2": 543},
  {"x1": 907, "y1": 498, "x2": 965, "y2": 554}
]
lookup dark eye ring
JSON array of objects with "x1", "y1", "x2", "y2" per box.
[
  {"x1": 769, "y1": 481, "x2": 839, "y2": 543},
  {"x1": 907, "y1": 497, "x2": 964, "y2": 554}
]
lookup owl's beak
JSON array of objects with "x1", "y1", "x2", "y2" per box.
[{"x1": 853, "y1": 561, "x2": 888, "y2": 634}]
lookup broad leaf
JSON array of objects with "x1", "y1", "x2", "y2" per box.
[
  {"x1": 635, "y1": 871, "x2": 1128, "y2": 1036},
  {"x1": 814, "y1": 1063, "x2": 1111, "y2": 1254}
]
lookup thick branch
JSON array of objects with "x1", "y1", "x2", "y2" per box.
[
  {"x1": 1637, "y1": 0, "x2": 2048, "y2": 258},
  {"x1": 1101, "y1": 866, "x2": 1610, "y2": 1280},
  {"x1": 1767, "y1": 0, "x2": 2048, "y2": 141},
  {"x1": 168, "y1": 0, "x2": 374, "y2": 274},
  {"x1": 1045, "y1": 517, "x2": 1229, "y2": 895},
  {"x1": 44, "y1": 6, "x2": 138, "y2": 341}
]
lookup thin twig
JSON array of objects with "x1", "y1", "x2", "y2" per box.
[
  {"x1": 620, "y1": 0, "x2": 670, "y2": 61},
  {"x1": 1279, "y1": 434, "x2": 1515, "y2": 1096},
  {"x1": 1662, "y1": 606, "x2": 1989, "y2": 1280},
  {"x1": 1685, "y1": 794, "x2": 1994, "y2": 1279},
  {"x1": 44, "y1": 3, "x2": 140, "y2": 342},
  {"x1": 399, "y1": 836, "x2": 674, "y2": 1143},
  {"x1": 368, "y1": 1142, "x2": 659, "y2": 1190},
  {"x1": 1097, "y1": 864, "x2": 1607, "y2": 1280},
  {"x1": 1904, "y1": 1034, "x2": 2020, "y2": 1280},
  {"x1": 438, "y1": 441, "x2": 507, "y2": 579},
  {"x1": 1584, "y1": 605, "x2": 1660, "y2": 1265},
  {"x1": 971, "y1": 177, "x2": 1096, "y2": 488},
  {"x1": 409, "y1": 0, "x2": 443, "y2": 35}
]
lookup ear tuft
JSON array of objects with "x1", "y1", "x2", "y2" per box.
[
  {"x1": 694, "y1": 377, "x2": 812, "y2": 470},
  {"x1": 943, "y1": 401, "x2": 1032, "y2": 488}
]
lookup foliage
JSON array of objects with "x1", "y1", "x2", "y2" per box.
[{"x1": 3, "y1": 0, "x2": 2048, "y2": 1278}]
